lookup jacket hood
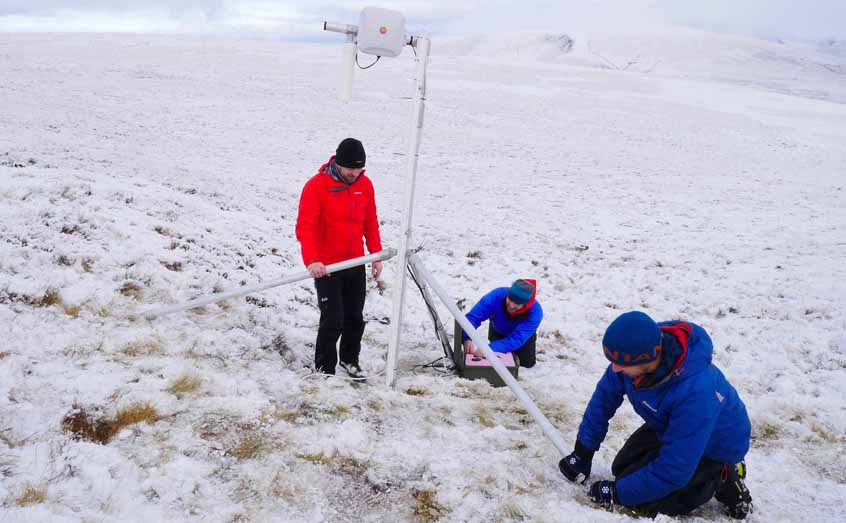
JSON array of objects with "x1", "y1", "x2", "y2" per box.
[{"x1": 657, "y1": 321, "x2": 713, "y2": 385}]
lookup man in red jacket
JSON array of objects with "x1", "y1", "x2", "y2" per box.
[{"x1": 296, "y1": 138, "x2": 383, "y2": 378}]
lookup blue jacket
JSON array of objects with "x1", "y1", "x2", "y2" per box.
[
  {"x1": 462, "y1": 287, "x2": 543, "y2": 353},
  {"x1": 576, "y1": 321, "x2": 751, "y2": 506}
]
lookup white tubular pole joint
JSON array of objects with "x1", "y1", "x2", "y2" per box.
[
  {"x1": 386, "y1": 36, "x2": 431, "y2": 389},
  {"x1": 323, "y1": 22, "x2": 358, "y2": 35},
  {"x1": 143, "y1": 249, "x2": 396, "y2": 320},
  {"x1": 408, "y1": 252, "x2": 569, "y2": 457}
]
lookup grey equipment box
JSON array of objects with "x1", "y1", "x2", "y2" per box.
[{"x1": 453, "y1": 321, "x2": 518, "y2": 387}]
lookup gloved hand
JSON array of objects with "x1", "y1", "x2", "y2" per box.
[
  {"x1": 558, "y1": 440, "x2": 595, "y2": 484},
  {"x1": 588, "y1": 480, "x2": 618, "y2": 506}
]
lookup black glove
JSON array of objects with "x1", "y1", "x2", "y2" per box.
[
  {"x1": 588, "y1": 480, "x2": 618, "y2": 506},
  {"x1": 558, "y1": 440, "x2": 595, "y2": 484}
]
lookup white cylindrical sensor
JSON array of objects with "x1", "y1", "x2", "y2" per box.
[{"x1": 339, "y1": 42, "x2": 355, "y2": 102}]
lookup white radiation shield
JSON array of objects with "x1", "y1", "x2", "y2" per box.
[{"x1": 339, "y1": 42, "x2": 355, "y2": 102}]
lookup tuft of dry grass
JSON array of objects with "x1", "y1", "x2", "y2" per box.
[
  {"x1": 36, "y1": 288, "x2": 61, "y2": 307},
  {"x1": 810, "y1": 423, "x2": 841, "y2": 443},
  {"x1": 295, "y1": 451, "x2": 331, "y2": 465},
  {"x1": 268, "y1": 469, "x2": 302, "y2": 503},
  {"x1": 273, "y1": 409, "x2": 301, "y2": 423},
  {"x1": 166, "y1": 374, "x2": 201, "y2": 398},
  {"x1": 412, "y1": 489, "x2": 447, "y2": 523},
  {"x1": 295, "y1": 451, "x2": 371, "y2": 480},
  {"x1": 62, "y1": 401, "x2": 160, "y2": 444},
  {"x1": 121, "y1": 339, "x2": 163, "y2": 357},
  {"x1": 404, "y1": 387, "x2": 429, "y2": 396},
  {"x1": 81, "y1": 258, "x2": 95, "y2": 273},
  {"x1": 114, "y1": 402, "x2": 158, "y2": 427},
  {"x1": 752, "y1": 421, "x2": 781, "y2": 442},
  {"x1": 497, "y1": 501, "x2": 528, "y2": 521},
  {"x1": 472, "y1": 405, "x2": 497, "y2": 428},
  {"x1": 326, "y1": 404, "x2": 350, "y2": 416},
  {"x1": 14, "y1": 484, "x2": 48, "y2": 506},
  {"x1": 226, "y1": 435, "x2": 267, "y2": 460},
  {"x1": 119, "y1": 281, "x2": 144, "y2": 301},
  {"x1": 63, "y1": 304, "x2": 81, "y2": 317},
  {"x1": 0, "y1": 351, "x2": 10, "y2": 360},
  {"x1": 161, "y1": 260, "x2": 183, "y2": 272},
  {"x1": 56, "y1": 254, "x2": 75, "y2": 266},
  {"x1": 0, "y1": 289, "x2": 60, "y2": 307}
]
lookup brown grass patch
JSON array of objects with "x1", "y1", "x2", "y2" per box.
[
  {"x1": 273, "y1": 409, "x2": 301, "y2": 423},
  {"x1": 121, "y1": 339, "x2": 163, "y2": 357},
  {"x1": 161, "y1": 260, "x2": 183, "y2": 272},
  {"x1": 62, "y1": 402, "x2": 160, "y2": 444},
  {"x1": 166, "y1": 374, "x2": 201, "y2": 398},
  {"x1": 472, "y1": 405, "x2": 497, "y2": 428},
  {"x1": 56, "y1": 254, "x2": 75, "y2": 266},
  {"x1": 81, "y1": 258, "x2": 95, "y2": 273},
  {"x1": 412, "y1": 489, "x2": 447, "y2": 523},
  {"x1": 0, "y1": 351, "x2": 9, "y2": 360},
  {"x1": 114, "y1": 402, "x2": 158, "y2": 427},
  {"x1": 226, "y1": 435, "x2": 267, "y2": 460},
  {"x1": 295, "y1": 452, "x2": 370, "y2": 478},
  {"x1": 14, "y1": 484, "x2": 47, "y2": 506},
  {"x1": 296, "y1": 451, "x2": 331, "y2": 464},
  {"x1": 63, "y1": 304, "x2": 81, "y2": 317},
  {"x1": 404, "y1": 387, "x2": 429, "y2": 396},
  {"x1": 36, "y1": 288, "x2": 61, "y2": 307},
  {"x1": 294, "y1": 452, "x2": 331, "y2": 465},
  {"x1": 498, "y1": 502, "x2": 528, "y2": 521},
  {"x1": 751, "y1": 421, "x2": 780, "y2": 442},
  {"x1": 0, "y1": 289, "x2": 59, "y2": 307},
  {"x1": 119, "y1": 281, "x2": 144, "y2": 300}
]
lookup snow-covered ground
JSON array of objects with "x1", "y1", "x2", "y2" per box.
[{"x1": 1, "y1": 29, "x2": 845, "y2": 522}]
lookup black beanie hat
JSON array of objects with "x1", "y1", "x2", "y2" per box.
[{"x1": 335, "y1": 138, "x2": 366, "y2": 168}]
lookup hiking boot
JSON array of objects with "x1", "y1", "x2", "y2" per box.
[
  {"x1": 339, "y1": 361, "x2": 368, "y2": 380},
  {"x1": 715, "y1": 461, "x2": 753, "y2": 520}
]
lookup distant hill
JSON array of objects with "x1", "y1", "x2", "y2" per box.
[{"x1": 435, "y1": 27, "x2": 846, "y2": 103}]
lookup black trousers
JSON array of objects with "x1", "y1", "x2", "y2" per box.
[
  {"x1": 313, "y1": 266, "x2": 366, "y2": 374},
  {"x1": 613, "y1": 424, "x2": 723, "y2": 517},
  {"x1": 489, "y1": 327, "x2": 537, "y2": 368}
]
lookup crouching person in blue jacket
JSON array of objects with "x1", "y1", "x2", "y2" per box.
[
  {"x1": 461, "y1": 279, "x2": 542, "y2": 368},
  {"x1": 559, "y1": 311, "x2": 753, "y2": 519}
]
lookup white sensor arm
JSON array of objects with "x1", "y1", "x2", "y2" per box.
[{"x1": 323, "y1": 22, "x2": 357, "y2": 35}]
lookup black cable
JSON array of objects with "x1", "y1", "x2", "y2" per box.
[
  {"x1": 411, "y1": 356, "x2": 455, "y2": 375},
  {"x1": 356, "y1": 53, "x2": 381, "y2": 69},
  {"x1": 406, "y1": 260, "x2": 456, "y2": 375},
  {"x1": 408, "y1": 262, "x2": 452, "y2": 360}
]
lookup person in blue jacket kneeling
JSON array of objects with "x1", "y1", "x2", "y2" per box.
[
  {"x1": 559, "y1": 311, "x2": 753, "y2": 519},
  {"x1": 462, "y1": 279, "x2": 543, "y2": 368}
]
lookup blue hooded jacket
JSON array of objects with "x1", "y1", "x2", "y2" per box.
[
  {"x1": 461, "y1": 287, "x2": 543, "y2": 353},
  {"x1": 576, "y1": 321, "x2": 751, "y2": 506}
]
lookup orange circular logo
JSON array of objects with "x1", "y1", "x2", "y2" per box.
[{"x1": 379, "y1": 26, "x2": 388, "y2": 34}]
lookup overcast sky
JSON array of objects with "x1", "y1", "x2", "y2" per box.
[{"x1": 0, "y1": 1, "x2": 843, "y2": 42}]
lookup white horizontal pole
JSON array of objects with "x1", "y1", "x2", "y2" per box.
[
  {"x1": 143, "y1": 249, "x2": 396, "y2": 320},
  {"x1": 323, "y1": 22, "x2": 358, "y2": 35},
  {"x1": 408, "y1": 252, "x2": 569, "y2": 457}
]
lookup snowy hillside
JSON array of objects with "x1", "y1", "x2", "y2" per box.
[
  {"x1": 1, "y1": 30, "x2": 845, "y2": 522},
  {"x1": 437, "y1": 28, "x2": 846, "y2": 103}
]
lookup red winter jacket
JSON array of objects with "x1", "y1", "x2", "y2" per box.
[{"x1": 295, "y1": 157, "x2": 383, "y2": 267}]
